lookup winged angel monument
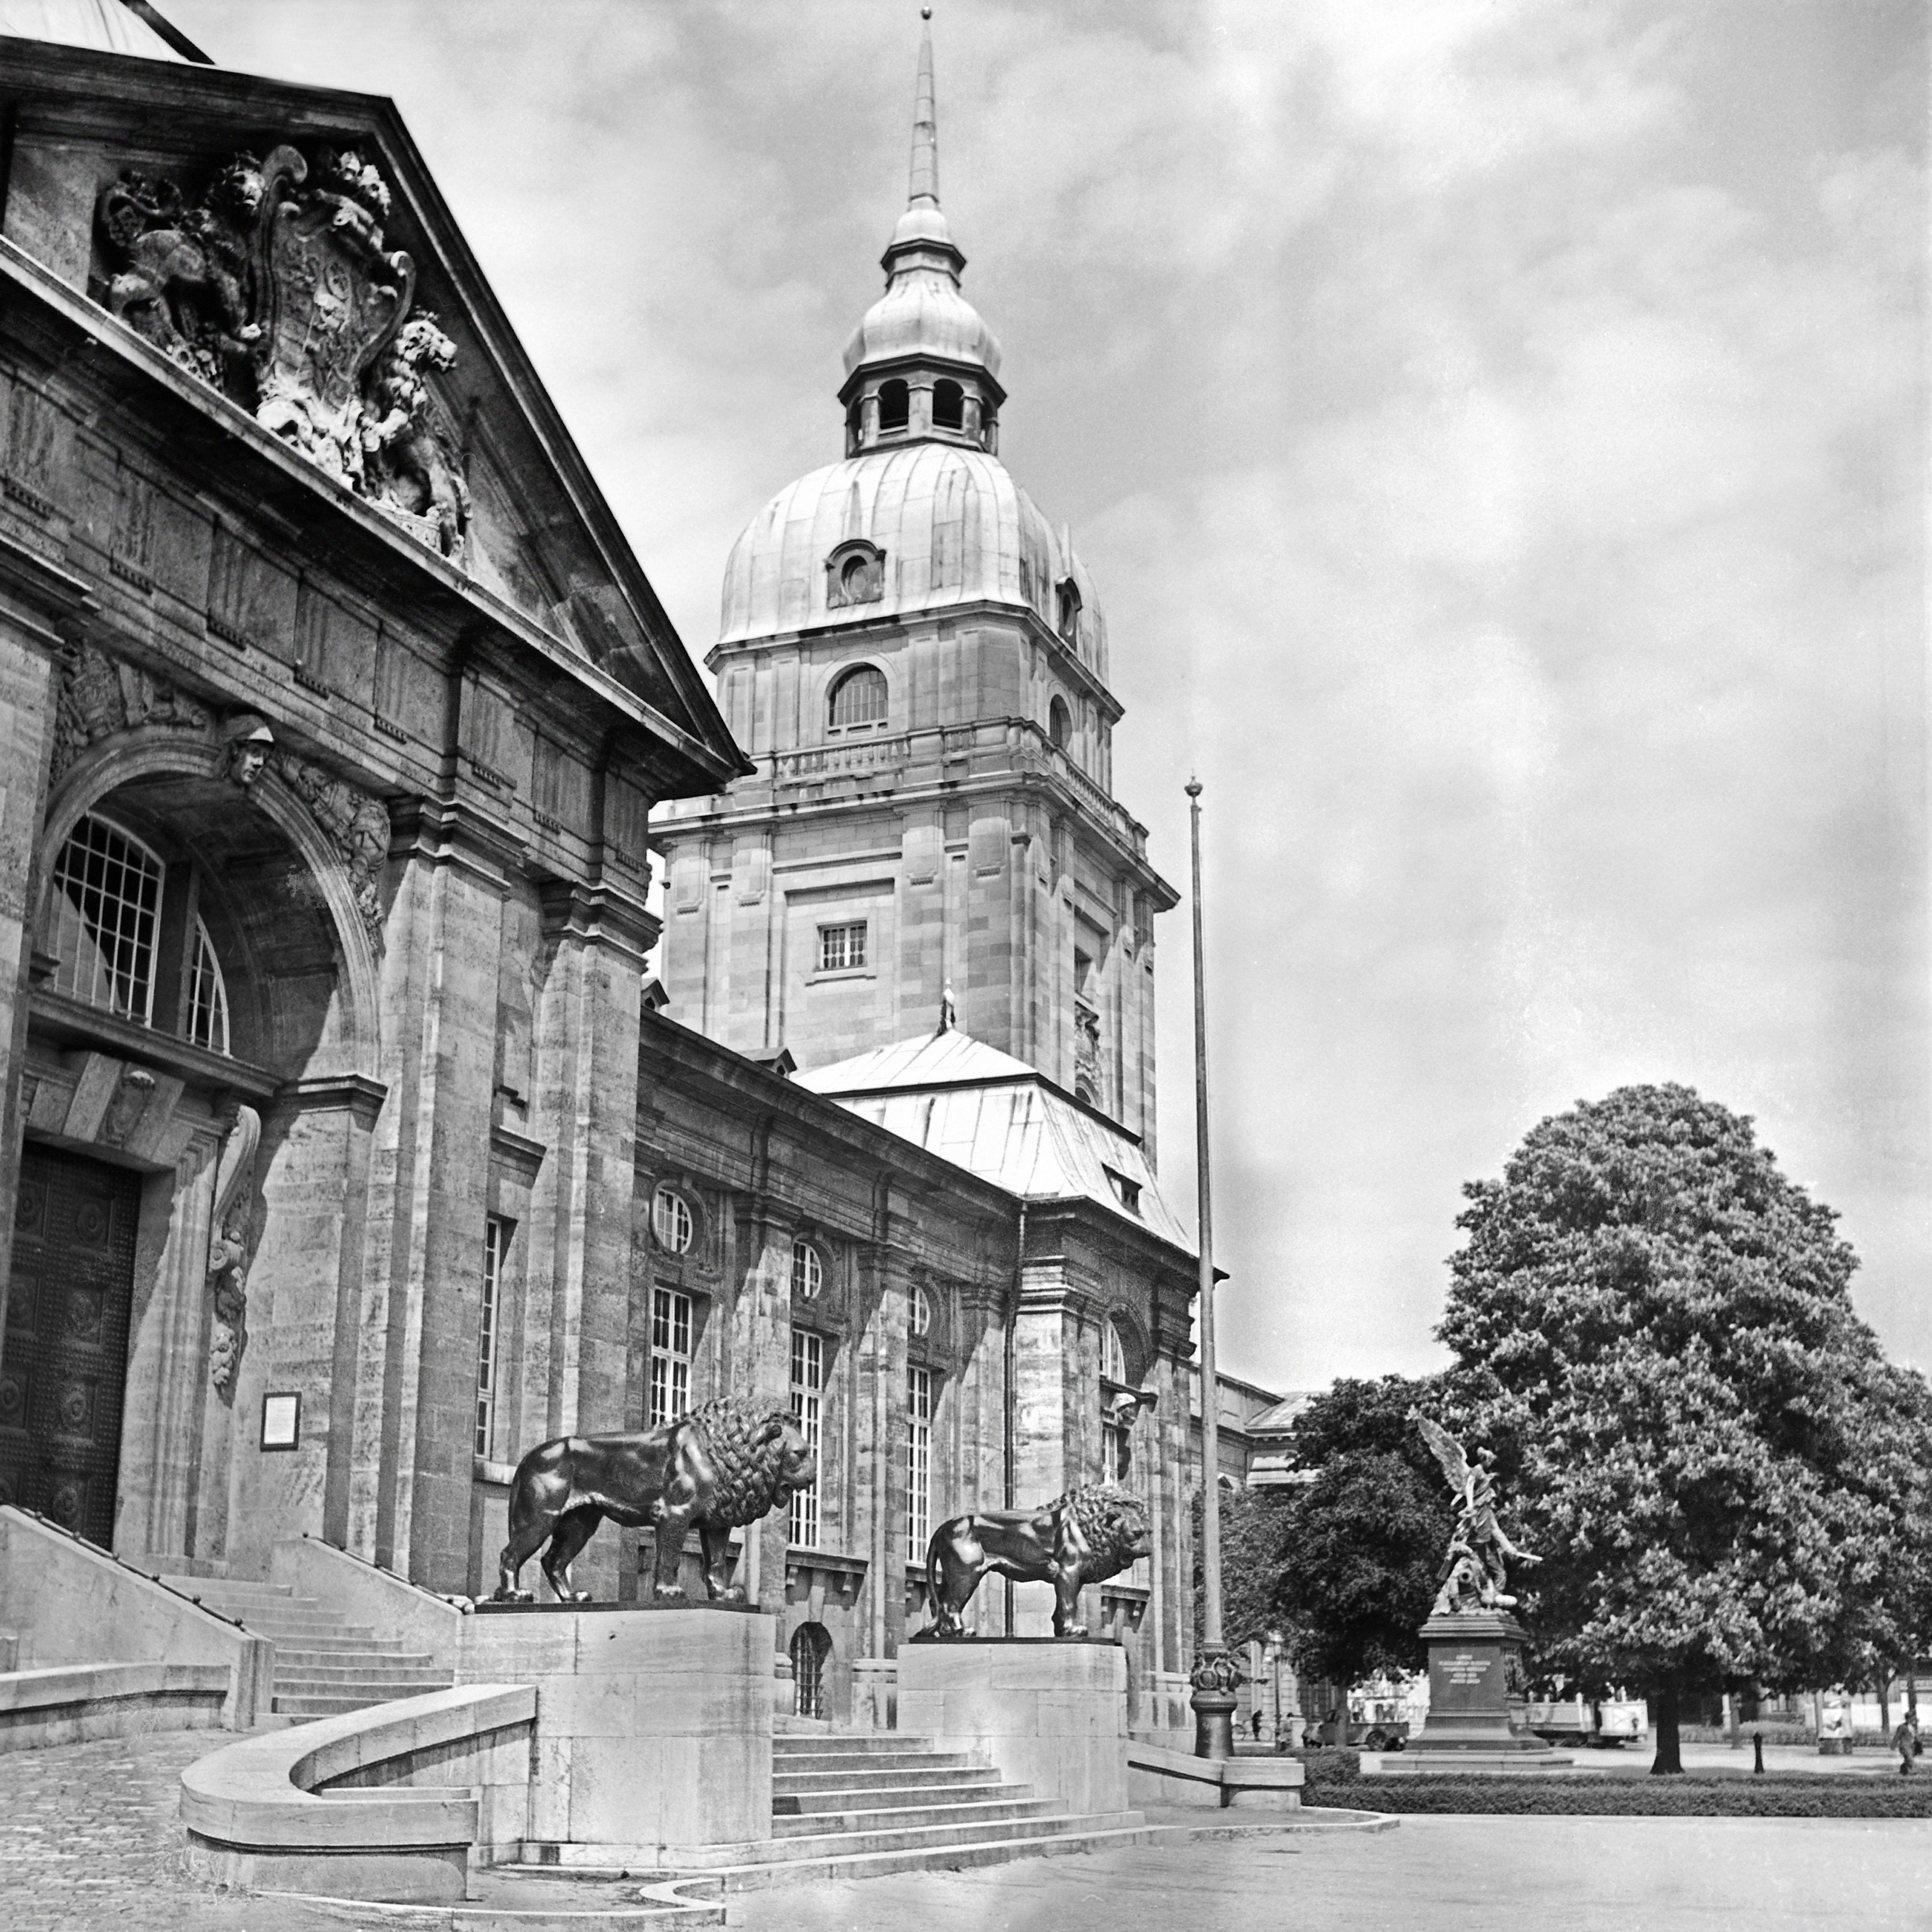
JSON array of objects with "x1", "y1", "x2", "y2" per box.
[{"x1": 1413, "y1": 1414, "x2": 1542, "y2": 1616}]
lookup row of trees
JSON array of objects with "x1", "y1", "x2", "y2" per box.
[{"x1": 1213, "y1": 1084, "x2": 1932, "y2": 1774}]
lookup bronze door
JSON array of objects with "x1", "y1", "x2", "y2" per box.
[{"x1": 0, "y1": 1146, "x2": 142, "y2": 1547}]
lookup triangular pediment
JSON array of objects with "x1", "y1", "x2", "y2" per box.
[{"x1": 0, "y1": 36, "x2": 743, "y2": 784}]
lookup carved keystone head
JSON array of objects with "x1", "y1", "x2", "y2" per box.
[{"x1": 222, "y1": 713, "x2": 275, "y2": 787}]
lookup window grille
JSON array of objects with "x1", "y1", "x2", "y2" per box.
[
  {"x1": 652, "y1": 1184, "x2": 694, "y2": 1253},
  {"x1": 828, "y1": 665, "x2": 888, "y2": 731},
  {"x1": 650, "y1": 1286, "x2": 693, "y2": 1427},
  {"x1": 791, "y1": 1239, "x2": 822, "y2": 1301},
  {"x1": 789, "y1": 1329, "x2": 824, "y2": 1547},
  {"x1": 48, "y1": 814, "x2": 164, "y2": 1023},
  {"x1": 907, "y1": 1364, "x2": 933, "y2": 1555},
  {"x1": 186, "y1": 917, "x2": 229, "y2": 1055},
  {"x1": 476, "y1": 1217, "x2": 512, "y2": 1456},
  {"x1": 818, "y1": 922, "x2": 867, "y2": 973}
]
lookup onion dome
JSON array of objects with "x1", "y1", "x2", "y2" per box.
[
  {"x1": 717, "y1": 16, "x2": 1106, "y2": 681},
  {"x1": 837, "y1": 15, "x2": 1004, "y2": 457}
]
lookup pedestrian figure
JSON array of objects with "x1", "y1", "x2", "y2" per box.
[
  {"x1": 1894, "y1": 1713, "x2": 1919, "y2": 1776},
  {"x1": 1250, "y1": 1708, "x2": 1263, "y2": 1743},
  {"x1": 1752, "y1": 1730, "x2": 1765, "y2": 1775}
]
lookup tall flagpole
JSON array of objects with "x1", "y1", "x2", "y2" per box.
[{"x1": 1186, "y1": 777, "x2": 1236, "y2": 1757}]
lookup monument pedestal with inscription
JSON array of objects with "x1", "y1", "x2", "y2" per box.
[{"x1": 1383, "y1": 1611, "x2": 1571, "y2": 1773}]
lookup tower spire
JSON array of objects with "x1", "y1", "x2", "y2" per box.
[{"x1": 909, "y1": 9, "x2": 939, "y2": 209}]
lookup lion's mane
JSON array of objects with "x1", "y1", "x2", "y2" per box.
[
  {"x1": 689, "y1": 1394, "x2": 800, "y2": 1527},
  {"x1": 1049, "y1": 1484, "x2": 1152, "y2": 1584}
]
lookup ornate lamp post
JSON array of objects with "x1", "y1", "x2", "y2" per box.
[{"x1": 1186, "y1": 777, "x2": 1239, "y2": 1758}]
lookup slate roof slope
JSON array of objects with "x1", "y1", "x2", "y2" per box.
[{"x1": 797, "y1": 1028, "x2": 1195, "y2": 1258}]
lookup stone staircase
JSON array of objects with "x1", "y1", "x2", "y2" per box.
[
  {"x1": 153, "y1": 1575, "x2": 452, "y2": 1721},
  {"x1": 739, "y1": 1733, "x2": 1147, "y2": 1882}
]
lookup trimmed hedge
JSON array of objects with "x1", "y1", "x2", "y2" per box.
[{"x1": 1303, "y1": 1771, "x2": 1932, "y2": 1817}]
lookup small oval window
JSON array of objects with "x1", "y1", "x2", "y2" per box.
[
  {"x1": 792, "y1": 1239, "x2": 823, "y2": 1300},
  {"x1": 651, "y1": 1184, "x2": 694, "y2": 1254}
]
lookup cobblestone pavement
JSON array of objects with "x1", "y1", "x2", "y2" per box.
[
  {"x1": 7, "y1": 1731, "x2": 1932, "y2": 1932},
  {"x1": 0, "y1": 1729, "x2": 339, "y2": 1932}
]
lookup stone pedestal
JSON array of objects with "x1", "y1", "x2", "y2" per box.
[
  {"x1": 1395, "y1": 1611, "x2": 1569, "y2": 1771},
  {"x1": 898, "y1": 1639, "x2": 1131, "y2": 1817},
  {"x1": 459, "y1": 1604, "x2": 773, "y2": 1862}
]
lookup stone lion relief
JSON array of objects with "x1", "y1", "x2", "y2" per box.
[{"x1": 95, "y1": 145, "x2": 468, "y2": 558}]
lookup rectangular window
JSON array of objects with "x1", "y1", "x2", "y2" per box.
[
  {"x1": 817, "y1": 922, "x2": 868, "y2": 973},
  {"x1": 476, "y1": 1216, "x2": 512, "y2": 1457},
  {"x1": 650, "y1": 1286, "x2": 693, "y2": 1427},
  {"x1": 906, "y1": 1364, "x2": 933, "y2": 1556},
  {"x1": 789, "y1": 1329, "x2": 824, "y2": 1547}
]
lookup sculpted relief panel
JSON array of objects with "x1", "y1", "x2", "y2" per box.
[{"x1": 94, "y1": 145, "x2": 470, "y2": 560}]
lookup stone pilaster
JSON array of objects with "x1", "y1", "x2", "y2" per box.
[
  {"x1": 349, "y1": 803, "x2": 507, "y2": 1588},
  {"x1": 0, "y1": 538, "x2": 77, "y2": 1336},
  {"x1": 503, "y1": 878, "x2": 649, "y2": 1603}
]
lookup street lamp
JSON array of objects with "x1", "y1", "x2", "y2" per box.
[{"x1": 1186, "y1": 777, "x2": 1238, "y2": 1758}]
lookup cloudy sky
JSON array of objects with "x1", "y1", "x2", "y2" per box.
[{"x1": 166, "y1": 0, "x2": 1929, "y2": 1394}]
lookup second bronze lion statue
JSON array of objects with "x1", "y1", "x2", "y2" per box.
[
  {"x1": 921, "y1": 1486, "x2": 1152, "y2": 1639},
  {"x1": 494, "y1": 1394, "x2": 815, "y2": 1604}
]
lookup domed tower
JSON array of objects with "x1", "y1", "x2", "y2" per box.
[{"x1": 656, "y1": 20, "x2": 1177, "y2": 1148}]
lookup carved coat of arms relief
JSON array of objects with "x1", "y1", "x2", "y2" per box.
[{"x1": 94, "y1": 142, "x2": 469, "y2": 561}]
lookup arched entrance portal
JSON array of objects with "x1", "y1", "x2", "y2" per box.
[
  {"x1": 790, "y1": 1621, "x2": 832, "y2": 1720},
  {"x1": 7, "y1": 730, "x2": 383, "y2": 1570}
]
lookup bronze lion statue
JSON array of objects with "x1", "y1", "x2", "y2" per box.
[
  {"x1": 493, "y1": 1394, "x2": 815, "y2": 1604},
  {"x1": 920, "y1": 1485, "x2": 1152, "y2": 1639}
]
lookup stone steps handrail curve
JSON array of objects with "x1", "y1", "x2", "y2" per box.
[{"x1": 180, "y1": 1682, "x2": 535, "y2": 1856}]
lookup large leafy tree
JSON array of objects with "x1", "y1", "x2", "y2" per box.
[
  {"x1": 1439, "y1": 1083, "x2": 1932, "y2": 1773},
  {"x1": 1271, "y1": 1374, "x2": 1455, "y2": 1686}
]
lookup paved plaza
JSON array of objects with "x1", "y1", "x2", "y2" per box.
[{"x1": 5, "y1": 1731, "x2": 1932, "y2": 1932}]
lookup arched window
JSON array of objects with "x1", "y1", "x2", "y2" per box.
[
  {"x1": 790, "y1": 1622, "x2": 832, "y2": 1719},
  {"x1": 1103, "y1": 1316, "x2": 1129, "y2": 1386},
  {"x1": 186, "y1": 917, "x2": 229, "y2": 1056},
  {"x1": 48, "y1": 813, "x2": 164, "y2": 1023},
  {"x1": 791, "y1": 1238, "x2": 822, "y2": 1301},
  {"x1": 651, "y1": 1183, "x2": 694, "y2": 1254},
  {"x1": 828, "y1": 664, "x2": 888, "y2": 733},
  {"x1": 910, "y1": 1282, "x2": 932, "y2": 1337},
  {"x1": 1048, "y1": 695, "x2": 1071, "y2": 749},
  {"x1": 932, "y1": 379, "x2": 963, "y2": 430},
  {"x1": 878, "y1": 379, "x2": 909, "y2": 432}
]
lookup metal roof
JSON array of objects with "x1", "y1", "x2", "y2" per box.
[{"x1": 798, "y1": 1028, "x2": 1195, "y2": 1257}]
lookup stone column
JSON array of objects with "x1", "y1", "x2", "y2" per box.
[
  {"x1": 856, "y1": 1232, "x2": 909, "y2": 1673},
  {"x1": 728, "y1": 1171, "x2": 794, "y2": 1619},
  {"x1": 118, "y1": 1126, "x2": 221, "y2": 1560},
  {"x1": 504, "y1": 879, "x2": 649, "y2": 1604},
  {"x1": 223, "y1": 1076, "x2": 386, "y2": 1573},
  {"x1": 348, "y1": 805, "x2": 510, "y2": 1588},
  {"x1": 0, "y1": 540, "x2": 76, "y2": 1333}
]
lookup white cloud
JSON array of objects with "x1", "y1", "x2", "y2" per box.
[{"x1": 169, "y1": 0, "x2": 1930, "y2": 1385}]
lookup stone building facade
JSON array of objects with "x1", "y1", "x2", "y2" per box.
[
  {"x1": 654, "y1": 30, "x2": 1176, "y2": 1150},
  {"x1": 0, "y1": 12, "x2": 1238, "y2": 1731},
  {"x1": 648, "y1": 26, "x2": 1219, "y2": 1717},
  {"x1": 0, "y1": 31, "x2": 743, "y2": 1589}
]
